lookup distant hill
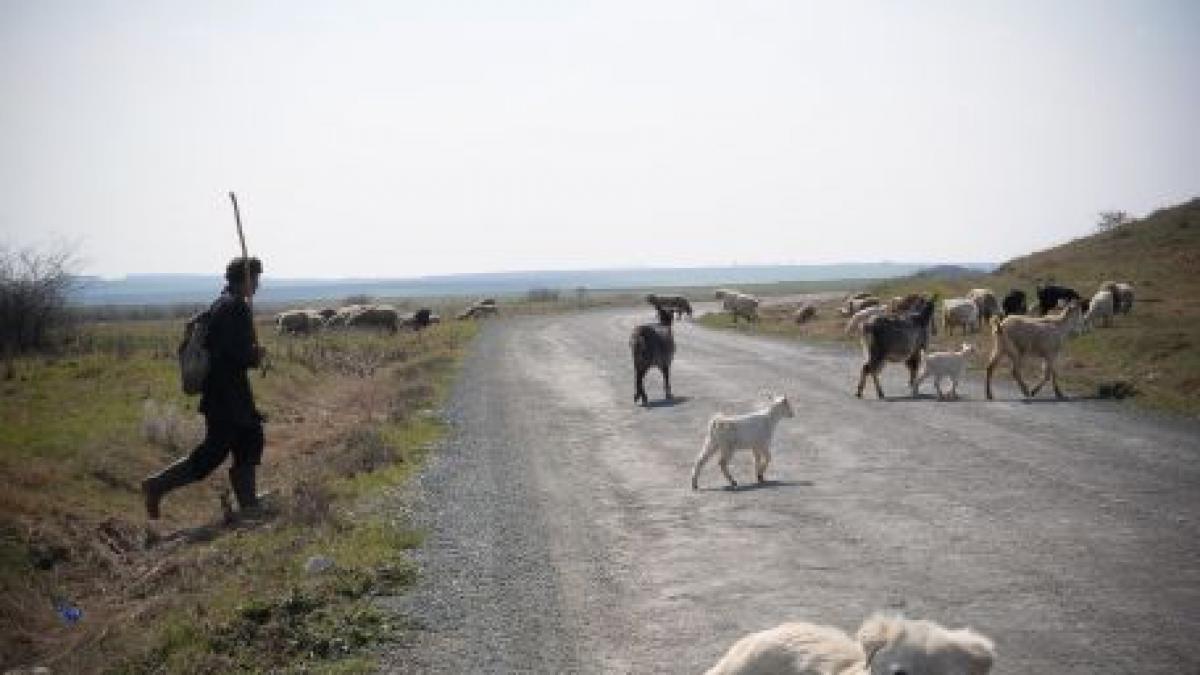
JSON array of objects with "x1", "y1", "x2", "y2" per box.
[
  {"x1": 912, "y1": 264, "x2": 985, "y2": 280},
  {"x1": 68, "y1": 262, "x2": 997, "y2": 306}
]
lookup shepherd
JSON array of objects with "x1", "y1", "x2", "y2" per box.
[{"x1": 141, "y1": 193, "x2": 268, "y2": 519}]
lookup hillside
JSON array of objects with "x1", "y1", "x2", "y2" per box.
[
  {"x1": 881, "y1": 197, "x2": 1200, "y2": 413},
  {"x1": 995, "y1": 197, "x2": 1200, "y2": 301},
  {"x1": 699, "y1": 197, "x2": 1200, "y2": 415}
]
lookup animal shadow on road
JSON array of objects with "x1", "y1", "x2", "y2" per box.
[
  {"x1": 696, "y1": 479, "x2": 814, "y2": 493},
  {"x1": 643, "y1": 395, "x2": 691, "y2": 409}
]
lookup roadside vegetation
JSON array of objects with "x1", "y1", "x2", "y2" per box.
[
  {"x1": 698, "y1": 198, "x2": 1200, "y2": 416},
  {"x1": 0, "y1": 309, "x2": 477, "y2": 672}
]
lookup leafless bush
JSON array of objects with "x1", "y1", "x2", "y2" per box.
[
  {"x1": 0, "y1": 244, "x2": 79, "y2": 357},
  {"x1": 285, "y1": 479, "x2": 334, "y2": 525},
  {"x1": 141, "y1": 399, "x2": 203, "y2": 451}
]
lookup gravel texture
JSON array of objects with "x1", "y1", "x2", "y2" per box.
[{"x1": 380, "y1": 304, "x2": 1200, "y2": 674}]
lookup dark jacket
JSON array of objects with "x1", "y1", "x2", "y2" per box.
[{"x1": 199, "y1": 288, "x2": 262, "y2": 425}]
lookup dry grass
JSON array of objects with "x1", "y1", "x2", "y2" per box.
[{"x1": 0, "y1": 318, "x2": 477, "y2": 672}]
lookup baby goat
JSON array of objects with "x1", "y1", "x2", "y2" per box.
[
  {"x1": 915, "y1": 342, "x2": 976, "y2": 400},
  {"x1": 692, "y1": 395, "x2": 794, "y2": 489}
]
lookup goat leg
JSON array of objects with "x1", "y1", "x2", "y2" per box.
[
  {"x1": 661, "y1": 364, "x2": 672, "y2": 401},
  {"x1": 856, "y1": 364, "x2": 870, "y2": 398},
  {"x1": 718, "y1": 456, "x2": 737, "y2": 488}
]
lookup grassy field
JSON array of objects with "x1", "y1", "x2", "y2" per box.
[
  {"x1": 697, "y1": 198, "x2": 1200, "y2": 416},
  {"x1": 0, "y1": 316, "x2": 477, "y2": 673}
]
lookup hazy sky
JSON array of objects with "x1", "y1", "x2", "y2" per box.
[{"x1": 2, "y1": 0, "x2": 1197, "y2": 279}]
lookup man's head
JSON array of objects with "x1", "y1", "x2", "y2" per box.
[{"x1": 226, "y1": 256, "x2": 263, "y2": 296}]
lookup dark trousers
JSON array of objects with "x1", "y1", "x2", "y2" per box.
[{"x1": 181, "y1": 414, "x2": 264, "y2": 482}]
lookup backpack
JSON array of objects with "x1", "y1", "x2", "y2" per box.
[{"x1": 178, "y1": 308, "x2": 213, "y2": 395}]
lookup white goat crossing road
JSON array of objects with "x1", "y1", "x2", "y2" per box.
[{"x1": 382, "y1": 306, "x2": 1200, "y2": 674}]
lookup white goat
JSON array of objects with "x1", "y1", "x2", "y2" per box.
[
  {"x1": 705, "y1": 614, "x2": 995, "y2": 675},
  {"x1": 942, "y1": 298, "x2": 979, "y2": 335},
  {"x1": 719, "y1": 290, "x2": 760, "y2": 323},
  {"x1": 985, "y1": 300, "x2": 1084, "y2": 400},
  {"x1": 692, "y1": 395, "x2": 794, "y2": 489},
  {"x1": 844, "y1": 305, "x2": 888, "y2": 335},
  {"x1": 1084, "y1": 289, "x2": 1114, "y2": 330},
  {"x1": 915, "y1": 342, "x2": 976, "y2": 400}
]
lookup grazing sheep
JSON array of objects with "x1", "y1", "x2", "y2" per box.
[
  {"x1": 915, "y1": 342, "x2": 976, "y2": 400},
  {"x1": 1105, "y1": 282, "x2": 1135, "y2": 314},
  {"x1": 400, "y1": 308, "x2": 434, "y2": 331},
  {"x1": 646, "y1": 293, "x2": 694, "y2": 319},
  {"x1": 1035, "y1": 284, "x2": 1081, "y2": 315},
  {"x1": 705, "y1": 614, "x2": 995, "y2": 675},
  {"x1": 691, "y1": 395, "x2": 794, "y2": 489},
  {"x1": 941, "y1": 298, "x2": 979, "y2": 335},
  {"x1": 717, "y1": 290, "x2": 760, "y2": 323},
  {"x1": 844, "y1": 305, "x2": 889, "y2": 335},
  {"x1": 1000, "y1": 289, "x2": 1027, "y2": 317},
  {"x1": 855, "y1": 298, "x2": 938, "y2": 399},
  {"x1": 631, "y1": 308, "x2": 676, "y2": 406},
  {"x1": 343, "y1": 304, "x2": 400, "y2": 333},
  {"x1": 966, "y1": 288, "x2": 1000, "y2": 324},
  {"x1": 841, "y1": 295, "x2": 881, "y2": 317},
  {"x1": 888, "y1": 293, "x2": 926, "y2": 312},
  {"x1": 985, "y1": 300, "x2": 1084, "y2": 400},
  {"x1": 1083, "y1": 289, "x2": 1115, "y2": 330},
  {"x1": 275, "y1": 309, "x2": 324, "y2": 335},
  {"x1": 457, "y1": 302, "x2": 499, "y2": 320}
]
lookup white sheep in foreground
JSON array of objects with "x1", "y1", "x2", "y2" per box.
[
  {"x1": 914, "y1": 342, "x2": 976, "y2": 400},
  {"x1": 942, "y1": 298, "x2": 979, "y2": 335},
  {"x1": 1083, "y1": 289, "x2": 1114, "y2": 330},
  {"x1": 844, "y1": 305, "x2": 889, "y2": 335},
  {"x1": 692, "y1": 395, "x2": 794, "y2": 489},
  {"x1": 704, "y1": 613, "x2": 995, "y2": 675}
]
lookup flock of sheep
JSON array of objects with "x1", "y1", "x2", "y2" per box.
[
  {"x1": 630, "y1": 280, "x2": 1135, "y2": 673},
  {"x1": 273, "y1": 298, "x2": 500, "y2": 335}
]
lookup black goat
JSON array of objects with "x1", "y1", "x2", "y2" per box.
[
  {"x1": 855, "y1": 297, "x2": 938, "y2": 399},
  {"x1": 646, "y1": 293, "x2": 693, "y2": 319},
  {"x1": 1035, "y1": 284, "x2": 1081, "y2": 316},
  {"x1": 1001, "y1": 289, "x2": 1027, "y2": 316},
  {"x1": 631, "y1": 308, "x2": 676, "y2": 406}
]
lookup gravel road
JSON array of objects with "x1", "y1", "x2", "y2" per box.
[{"x1": 381, "y1": 304, "x2": 1200, "y2": 674}]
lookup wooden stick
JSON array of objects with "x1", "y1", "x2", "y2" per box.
[{"x1": 228, "y1": 192, "x2": 261, "y2": 351}]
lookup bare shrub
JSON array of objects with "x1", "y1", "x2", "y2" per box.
[
  {"x1": 141, "y1": 400, "x2": 203, "y2": 451},
  {"x1": 339, "y1": 427, "x2": 396, "y2": 475},
  {"x1": 285, "y1": 479, "x2": 334, "y2": 526},
  {"x1": 0, "y1": 243, "x2": 79, "y2": 357}
]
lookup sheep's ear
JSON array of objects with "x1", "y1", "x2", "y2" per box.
[
  {"x1": 856, "y1": 614, "x2": 900, "y2": 662},
  {"x1": 948, "y1": 628, "x2": 995, "y2": 675}
]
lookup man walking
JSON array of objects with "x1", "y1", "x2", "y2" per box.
[{"x1": 142, "y1": 256, "x2": 267, "y2": 519}]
